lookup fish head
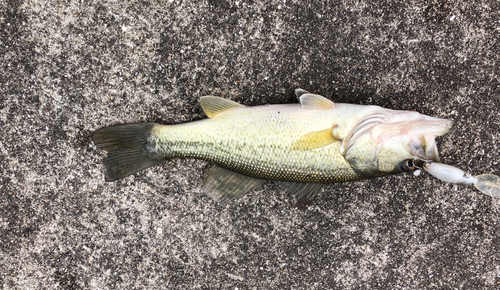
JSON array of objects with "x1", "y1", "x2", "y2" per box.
[{"x1": 344, "y1": 109, "x2": 453, "y2": 176}]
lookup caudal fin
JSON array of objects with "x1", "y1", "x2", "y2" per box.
[{"x1": 92, "y1": 123, "x2": 165, "y2": 181}]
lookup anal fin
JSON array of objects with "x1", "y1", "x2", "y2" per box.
[
  {"x1": 275, "y1": 181, "x2": 323, "y2": 199},
  {"x1": 203, "y1": 165, "x2": 264, "y2": 202}
]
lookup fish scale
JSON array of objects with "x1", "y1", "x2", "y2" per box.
[{"x1": 152, "y1": 104, "x2": 360, "y2": 183}]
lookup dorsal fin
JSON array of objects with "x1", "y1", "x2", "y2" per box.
[
  {"x1": 295, "y1": 88, "x2": 310, "y2": 99},
  {"x1": 295, "y1": 89, "x2": 335, "y2": 110},
  {"x1": 200, "y1": 96, "x2": 245, "y2": 118}
]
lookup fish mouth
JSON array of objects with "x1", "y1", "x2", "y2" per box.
[
  {"x1": 408, "y1": 134, "x2": 442, "y2": 162},
  {"x1": 370, "y1": 118, "x2": 451, "y2": 171},
  {"x1": 406, "y1": 118, "x2": 453, "y2": 162},
  {"x1": 362, "y1": 115, "x2": 453, "y2": 162},
  {"x1": 345, "y1": 110, "x2": 452, "y2": 155}
]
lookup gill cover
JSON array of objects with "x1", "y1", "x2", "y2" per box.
[{"x1": 344, "y1": 109, "x2": 453, "y2": 175}]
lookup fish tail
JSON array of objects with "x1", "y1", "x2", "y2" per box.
[{"x1": 92, "y1": 123, "x2": 165, "y2": 181}]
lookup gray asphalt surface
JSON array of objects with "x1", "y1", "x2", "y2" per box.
[{"x1": 1, "y1": 0, "x2": 500, "y2": 289}]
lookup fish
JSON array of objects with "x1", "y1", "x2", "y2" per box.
[{"x1": 93, "y1": 88, "x2": 454, "y2": 201}]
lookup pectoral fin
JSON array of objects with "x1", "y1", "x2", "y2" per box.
[
  {"x1": 203, "y1": 165, "x2": 264, "y2": 202},
  {"x1": 200, "y1": 96, "x2": 245, "y2": 118},
  {"x1": 275, "y1": 181, "x2": 323, "y2": 199},
  {"x1": 290, "y1": 127, "x2": 340, "y2": 150}
]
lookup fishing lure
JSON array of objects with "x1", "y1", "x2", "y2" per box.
[{"x1": 423, "y1": 161, "x2": 500, "y2": 197}]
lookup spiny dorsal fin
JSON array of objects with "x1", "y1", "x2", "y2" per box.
[
  {"x1": 295, "y1": 89, "x2": 335, "y2": 110},
  {"x1": 290, "y1": 127, "x2": 340, "y2": 150},
  {"x1": 203, "y1": 165, "x2": 264, "y2": 202},
  {"x1": 295, "y1": 88, "x2": 310, "y2": 99},
  {"x1": 200, "y1": 96, "x2": 244, "y2": 118},
  {"x1": 275, "y1": 181, "x2": 323, "y2": 199}
]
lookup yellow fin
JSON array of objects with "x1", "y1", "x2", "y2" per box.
[
  {"x1": 199, "y1": 96, "x2": 244, "y2": 118},
  {"x1": 290, "y1": 127, "x2": 339, "y2": 150},
  {"x1": 297, "y1": 89, "x2": 335, "y2": 110}
]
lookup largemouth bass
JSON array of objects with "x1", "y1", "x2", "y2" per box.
[{"x1": 93, "y1": 89, "x2": 453, "y2": 201}]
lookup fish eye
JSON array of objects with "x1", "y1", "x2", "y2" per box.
[{"x1": 399, "y1": 159, "x2": 416, "y2": 172}]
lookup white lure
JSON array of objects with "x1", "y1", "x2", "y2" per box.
[
  {"x1": 423, "y1": 162, "x2": 478, "y2": 184},
  {"x1": 423, "y1": 161, "x2": 500, "y2": 197}
]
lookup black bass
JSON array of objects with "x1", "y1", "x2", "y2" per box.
[{"x1": 93, "y1": 89, "x2": 453, "y2": 201}]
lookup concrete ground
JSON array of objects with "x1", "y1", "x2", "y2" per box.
[{"x1": 1, "y1": 0, "x2": 500, "y2": 289}]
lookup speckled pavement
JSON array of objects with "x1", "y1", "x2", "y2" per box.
[{"x1": 1, "y1": 0, "x2": 499, "y2": 289}]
